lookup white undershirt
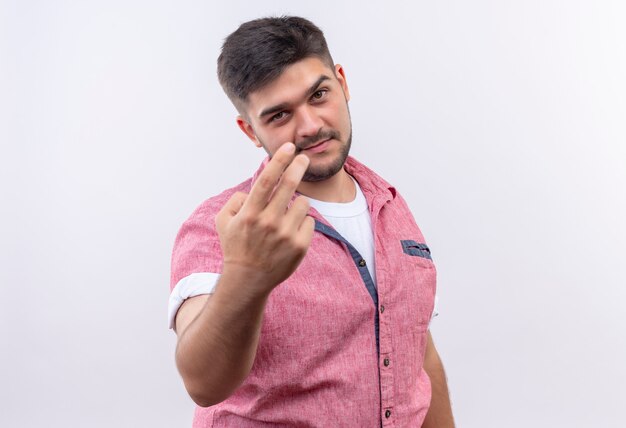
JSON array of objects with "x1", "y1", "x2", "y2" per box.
[{"x1": 307, "y1": 176, "x2": 377, "y2": 286}]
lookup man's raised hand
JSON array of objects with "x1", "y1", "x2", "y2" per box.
[{"x1": 215, "y1": 142, "x2": 315, "y2": 298}]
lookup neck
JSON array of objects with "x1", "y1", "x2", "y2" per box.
[{"x1": 297, "y1": 168, "x2": 355, "y2": 203}]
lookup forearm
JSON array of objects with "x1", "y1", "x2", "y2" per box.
[
  {"x1": 175, "y1": 268, "x2": 270, "y2": 407},
  {"x1": 174, "y1": 146, "x2": 313, "y2": 407},
  {"x1": 422, "y1": 332, "x2": 455, "y2": 428}
]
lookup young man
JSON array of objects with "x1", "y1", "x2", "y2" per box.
[{"x1": 169, "y1": 16, "x2": 454, "y2": 427}]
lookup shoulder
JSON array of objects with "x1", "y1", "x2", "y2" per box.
[
  {"x1": 169, "y1": 178, "x2": 252, "y2": 289},
  {"x1": 183, "y1": 178, "x2": 253, "y2": 227},
  {"x1": 344, "y1": 156, "x2": 397, "y2": 197},
  {"x1": 347, "y1": 158, "x2": 427, "y2": 240},
  {"x1": 172, "y1": 178, "x2": 252, "y2": 251}
]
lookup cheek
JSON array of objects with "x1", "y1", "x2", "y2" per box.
[
  {"x1": 258, "y1": 128, "x2": 293, "y2": 152},
  {"x1": 332, "y1": 100, "x2": 350, "y2": 118},
  {"x1": 333, "y1": 105, "x2": 351, "y2": 131}
]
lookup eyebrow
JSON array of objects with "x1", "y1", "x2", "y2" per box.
[{"x1": 258, "y1": 75, "x2": 331, "y2": 119}]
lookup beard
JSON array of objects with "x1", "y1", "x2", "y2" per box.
[
  {"x1": 258, "y1": 123, "x2": 353, "y2": 182},
  {"x1": 295, "y1": 128, "x2": 352, "y2": 182}
]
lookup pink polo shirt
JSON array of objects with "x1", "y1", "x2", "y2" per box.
[{"x1": 170, "y1": 156, "x2": 437, "y2": 427}]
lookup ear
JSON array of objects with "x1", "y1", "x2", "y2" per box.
[
  {"x1": 334, "y1": 64, "x2": 351, "y2": 102},
  {"x1": 236, "y1": 116, "x2": 263, "y2": 148}
]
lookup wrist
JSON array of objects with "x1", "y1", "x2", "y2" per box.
[{"x1": 217, "y1": 262, "x2": 275, "y2": 302}]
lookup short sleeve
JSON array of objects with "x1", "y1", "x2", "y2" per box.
[
  {"x1": 170, "y1": 205, "x2": 224, "y2": 291},
  {"x1": 169, "y1": 202, "x2": 225, "y2": 328}
]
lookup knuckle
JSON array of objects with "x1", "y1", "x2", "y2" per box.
[
  {"x1": 282, "y1": 227, "x2": 296, "y2": 240},
  {"x1": 258, "y1": 217, "x2": 277, "y2": 232},
  {"x1": 257, "y1": 175, "x2": 274, "y2": 190},
  {"x1": 281, "y1": 176, "x2": 299, "y2": 189},
  {"x1": 293, "y1": 240, "x2": 308, "y2": 254},
  {"x1": 222, "y1": 192, "x2": 246, "y2": 213},
  {"x1": 275, "y1": 229, "x2": 290, "y2": 243},
  {"x1": 239, "y1": 213, "x2": 256, "y2": 227}
]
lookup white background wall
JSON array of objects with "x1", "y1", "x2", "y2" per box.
[{"x1": 2, "y1": 1, "x2": 625, "y2": 426}]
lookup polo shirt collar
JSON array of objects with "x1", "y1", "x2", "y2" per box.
[
  {"x1": 249, "y1": 155, "x2": 396, "y2": 227},
  {"x1": 251, "y1": 155, "x2": 396, "y2": 201}
]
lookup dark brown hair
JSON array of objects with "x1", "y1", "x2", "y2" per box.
[{"x1": 217, "y1": 16, "x2": 335, "y2": 113}]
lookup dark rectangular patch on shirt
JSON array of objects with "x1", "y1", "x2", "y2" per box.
[{"x1": 400, "y1": 240, "x2": 432, "y2": 260}]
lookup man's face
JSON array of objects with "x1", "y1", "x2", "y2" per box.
[{"x1": 237, "y1": 57, "x2": 352, "y2": 182}]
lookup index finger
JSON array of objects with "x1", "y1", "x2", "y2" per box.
[{"x1": 244, "y1": 142, "x2": 297, "y2": 212}]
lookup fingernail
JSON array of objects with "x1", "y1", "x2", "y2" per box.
[{"x1": 280, "y1": 142, "x2": 295, "y2": 153}]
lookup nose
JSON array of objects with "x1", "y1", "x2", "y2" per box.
[{"x1": 295, "y1": 105, "x2": 324, "y2": 141}]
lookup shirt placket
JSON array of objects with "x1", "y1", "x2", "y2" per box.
[{"x1": 368, "y1": 194, "x2": 395, "y2": 426}]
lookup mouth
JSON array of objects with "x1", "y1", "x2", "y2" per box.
[{"x1": 301, "y1": 138, "x2": 331, "y2": 154}]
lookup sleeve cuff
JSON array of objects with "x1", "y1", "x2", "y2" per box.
[{"x1": 168, "y1": 272, "x2": 221, "y2": 329}]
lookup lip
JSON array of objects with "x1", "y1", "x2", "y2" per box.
[{"x1": 302, "y1": 138, "x2": 331, "y2": 154}]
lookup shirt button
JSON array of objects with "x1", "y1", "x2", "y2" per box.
[
  {"x1": 385, "y1": 410, "x2": 391, "y2": 418},
  {"x1": 384, "y1": 358, "x2": 390, "y2": 367},
  {"x1": 380, "y1": 305, "x2": 385, "y2": 313},
  {"x1": 359, "y1": 259, "x2": 366, "y2": 267}
]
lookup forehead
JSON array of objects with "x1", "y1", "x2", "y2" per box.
[{"x1": 246, "y1": 57, "x2": 336, "y2": 118}]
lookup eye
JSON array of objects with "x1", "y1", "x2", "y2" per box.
[
  {"x1": 311, "y1": 89, "x2": 328, "y2": 101},
  {"x1": 270, "y1": 111, "x2": 287, "y2": 123}
]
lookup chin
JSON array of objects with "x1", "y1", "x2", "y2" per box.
[
  {"x1": 301, "y1": 132, "x2": 352, "y2": 182},
  {"x1": 302, "y1": 158, "x2": 347, "y2": 182}
]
